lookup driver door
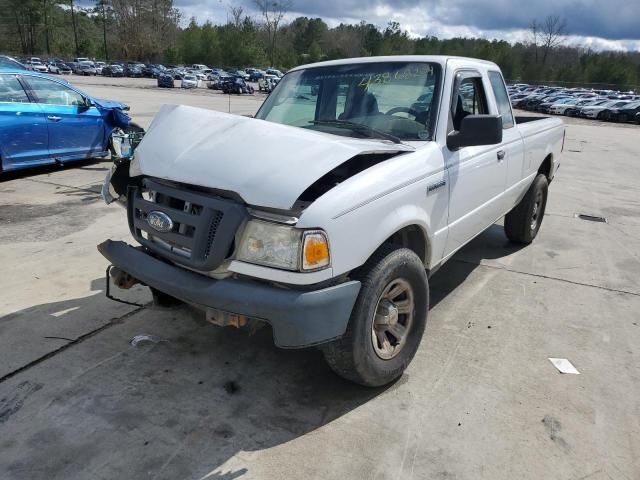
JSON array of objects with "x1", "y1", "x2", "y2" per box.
[
  {"x1": 22, "y1": 75, "x2": 106, "y2": 161},
  {"x1": 443, "y1": 71, "x2": 508, "y2": 256}
]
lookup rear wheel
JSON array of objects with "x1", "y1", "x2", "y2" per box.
[
  {"x1": 618, "y1": 113, "x2": 628, "y2": 123},
  {"x1": 504, "y1": 173, "x2": 548, "y2": 244},
  {"x1": 321, "y1": 246, "x2": 428, "y2": 387}
]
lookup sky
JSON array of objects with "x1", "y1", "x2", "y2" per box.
[{"x1": 175, "y1": 0, "x2": 640, "y2": 51}]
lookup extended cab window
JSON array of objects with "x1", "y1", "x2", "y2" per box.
[
  {"x1": 488, "y1": 71, "x2": 514, "y2": 128},
  {"x1": 451, "y1": 74, "x2": 488, "y2": 131},
  {"x1": 0, "y1": 75, "x2": 29, "y2": 103}
]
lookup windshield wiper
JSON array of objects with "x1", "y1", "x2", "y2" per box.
[{"x1": 309, "y1": 119, "x2": 402, "y2": 144}]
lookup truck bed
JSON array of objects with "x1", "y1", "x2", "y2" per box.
[{"x1": 514, "y1": 115, "x2": 550, "y2": 124}]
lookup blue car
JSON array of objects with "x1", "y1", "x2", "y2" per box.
[{"x1": 0, "y1": 68, "x2": 139, "y2": 173}]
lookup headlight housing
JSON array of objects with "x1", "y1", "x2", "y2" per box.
[{"x1": 236, "y1": 220, "x2": 330, "y2": 272}]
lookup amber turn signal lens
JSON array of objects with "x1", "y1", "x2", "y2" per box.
[{"x1": 302, "y1": 232, "x2": 330, "y2": 270}]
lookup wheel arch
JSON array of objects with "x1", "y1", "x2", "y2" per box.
[
  {"x1": 381, "y1": 224, "x2": 430, "y2": 267},
  {"x1": 538, "y1": 153, "x2": 553, "y2": 181}
]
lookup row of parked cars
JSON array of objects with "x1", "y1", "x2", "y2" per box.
[
  {"x1": 508, "y1": 83, "x2": 640, "y2": 123},
  {"x1": 157, "y1": 65, "x2": 283, "y2": 94},
  {"x1": 12, "y1": 55, "x2": 172, "y2": 78}
]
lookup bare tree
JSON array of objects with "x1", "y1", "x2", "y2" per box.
[
  {"x1": 254, "y1": 0, "x2": 292, "y2": 66},
  {"x1": 540, "y1": 15, "x2": 567, "y2": 65},
  {"x1": 230, "y1": 5, "x2": 243, "y2": 27}
]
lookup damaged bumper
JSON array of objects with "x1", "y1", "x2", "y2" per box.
[{"x1": 97, "y1": 240, "x2": 360, "y2": 348}]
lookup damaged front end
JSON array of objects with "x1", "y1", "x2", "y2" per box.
[
  {"x1": 97, "y1": 106, "x2": 415, "y2": 347},
  {"x1": 101, "y1": 156, "x2": 140, "y2": 206}
]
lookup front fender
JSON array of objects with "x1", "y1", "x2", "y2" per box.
[{"x1": 298, "y1": 166, "x2": 449, "y2": 275}]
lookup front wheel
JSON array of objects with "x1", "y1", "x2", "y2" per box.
[
  {"x1": 504, "y1": 173, "x2": 548, "y2": 244},
  {"x1": 321, "y1": 246, "x2": 428, "y2": 387}
]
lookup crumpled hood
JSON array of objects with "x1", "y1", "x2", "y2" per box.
[{"x1": 134, "y1": 104, "x2": 414, "y2": 210}]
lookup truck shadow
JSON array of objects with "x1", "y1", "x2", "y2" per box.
[
  {"x1": 430, "y1": 224, "x2": 526, "y2": 308},
  {"x1": 0, "y1": 278, "x2": 389, "y2": 480},
  {"x1": 0, "y1": 224, "x2": 525, "y2": 479}
]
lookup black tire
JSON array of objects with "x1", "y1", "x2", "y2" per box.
[
  {"x1": 504, "y1": 173, "x2": 548, "y2": 244},
  {"x1": 618, "y1": 113, "x2": 628, "y2": 123},
  {"x1": 320, "y1": 245, "x2": 429, "y2": 387}
]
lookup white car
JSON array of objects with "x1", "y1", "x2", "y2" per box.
[
  {"x1": 100, "y1": 55, "x2": 564, "y2": 387},
  {"x1": 47, "y1": 62, "x2": 72, "y2": 75},
  {"x1": 548, "y1": 98, "x2": 605, "y2": 115},
  {"x1": 258, "y1": 74, "x2": 279, "y2": 92},
  {"x1": 266, "y1": 68, "x2": 284, "y2": 78},
  {"x1": 189, "y1": 70, "x2": 207, "y2": 81},
  {"x1": 26, "y1": 60, "x2": 48, "y2": 73},
  {"x1": 580, "y1": 100, "x2": 631, "y2": 119},
  {"x1": 181, "y1": 74, "x2": 199, "y2": 89}
]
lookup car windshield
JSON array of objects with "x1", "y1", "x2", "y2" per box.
[{"x1": 256, "y1": 61, "x2": 441, "y2": 141}]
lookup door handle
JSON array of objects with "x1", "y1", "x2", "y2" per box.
[
  {"x1": 47, "y1": 115, "x2": 62, "y2": 122},
  {"x1": 497, "y1": 150, "x2": 506, "y2": 161}
]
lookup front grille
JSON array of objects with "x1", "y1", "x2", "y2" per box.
[{"x1": 128, "y1": 178, "x2": 248, "y2": 271}]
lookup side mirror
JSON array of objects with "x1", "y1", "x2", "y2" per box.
[{"x1": 447, "y1": 114, "x2": 503, "y2": 150}]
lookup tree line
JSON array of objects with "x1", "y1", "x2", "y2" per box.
[{"x1": 1, "y1": 0, "x2": 639, "y2": 89}]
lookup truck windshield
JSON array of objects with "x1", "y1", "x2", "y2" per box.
[{"x1": 255, "y1": 61, "x2": 441, "y2": 141}]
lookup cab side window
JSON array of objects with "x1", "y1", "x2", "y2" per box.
[
  {"x1": 0, "y1": 75, "x2": 30, "y2": 103},
  {"x1": 488, "y1": 71, "x2": 514, "y2": 129},
  {"x1": 451, "y1": 75, "x2": 488, "y2": 131}
]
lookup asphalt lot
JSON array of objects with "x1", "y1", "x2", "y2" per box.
[{"x1": 1, "y1": 76, "x2": 639, "y2": 480}]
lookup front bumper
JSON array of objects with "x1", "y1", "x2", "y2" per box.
[{"x1": 98, "y1": 240, "x2": 361, "y2": 348}]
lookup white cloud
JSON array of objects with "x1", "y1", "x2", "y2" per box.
[{"x1": 173, "y1": 0, "x2": 640, "y2": 52}]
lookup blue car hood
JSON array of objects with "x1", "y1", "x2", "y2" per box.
[
  {"x1": 93, "y1": 98, "x2": 128, "y2": 110},
  {"x1": 93, "y1": 98, "x2": 131, "y2": 130}
]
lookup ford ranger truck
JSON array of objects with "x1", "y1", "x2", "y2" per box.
[{"x1": 99, "y1": 56, "x2": 565, "y2": 387}]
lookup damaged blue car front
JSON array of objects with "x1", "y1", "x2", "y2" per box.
[{"x1": 0, "y1": 68, "x2": 140, "y2": 173}]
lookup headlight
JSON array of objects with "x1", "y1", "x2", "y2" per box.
[{"x1": 236, "y1": 220, "x2": 330, "y2": 271}]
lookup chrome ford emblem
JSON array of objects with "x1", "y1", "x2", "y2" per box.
[{"x1": 146, "y1": 211, "x2": 173, "y2": 232}]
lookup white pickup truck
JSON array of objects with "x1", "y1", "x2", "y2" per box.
[{"x1": 100, "y1": 56, "x2": 564, "y2": 386}]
